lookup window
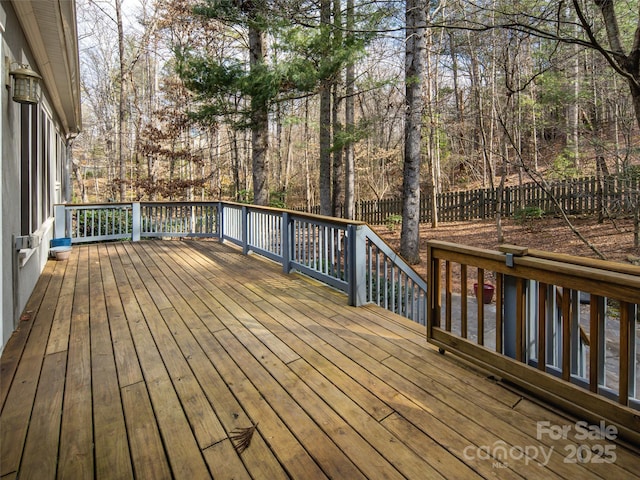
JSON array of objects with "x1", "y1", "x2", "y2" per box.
[
  {"x1": 20, "y1": 103, "x2": 59, "y2": 236},
  {"x1": 20, "y1": 104, "x2": 32, "y2": 236}
]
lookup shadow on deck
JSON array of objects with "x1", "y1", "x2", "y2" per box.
[{"x1": 1, "y1": 239, "x2": 638, "y2": 479}]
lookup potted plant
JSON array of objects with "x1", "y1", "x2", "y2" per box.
[{"x1": 473, "y1": 282, "x2": 495, "y2": 304}]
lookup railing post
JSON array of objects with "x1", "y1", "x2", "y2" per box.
[
  {"x1": 282, "y1": 212, "x2": 291, "y2": 274},
  {"x1": 54, "y1": 204, "x2": 67, "y2": 238},
  {"x1": 132, "y1": 202, "x2": 141, "y2": 241},
  {"x1": 218, "y1": 202, "x2": 224, "y2": 242},
  {"x1": 242, "y1": 205, "x2": 249, "y2": 255},
  {"x1": 499, "y1": 245, "x2": 530, "y2": 359},
  {"x1": 625, "y1": 302, "x2": 637, "y2": 401},
  {"x1": 347, "y1": 224, "x2": 366, "y2": 306}
]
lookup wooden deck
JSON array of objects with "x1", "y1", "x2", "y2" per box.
[{"x1": 1, "y1": 239, "x2": 638, "y2": 479}]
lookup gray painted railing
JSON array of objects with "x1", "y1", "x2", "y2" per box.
[{"x1": 54, "y1": 202, "x2": 427, "y2": 325}]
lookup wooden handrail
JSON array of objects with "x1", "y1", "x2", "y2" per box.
[{"x1": 426, "y1": 240, "x2": 640, "y2": 445}]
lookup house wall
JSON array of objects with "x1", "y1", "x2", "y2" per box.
[{"x1": 1, "y1": 3, "x2": 71, "y2": 351}]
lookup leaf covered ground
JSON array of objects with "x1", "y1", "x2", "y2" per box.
[{"x1": 374, "y1": 216, "x2": 640, "y2": 285}]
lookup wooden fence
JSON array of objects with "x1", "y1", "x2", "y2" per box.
[{"x1": 305, "y1": 174, "x2": 640, "y2": 225}]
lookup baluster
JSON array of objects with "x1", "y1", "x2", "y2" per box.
[
  {"x1": 445, "y1": 261, "x2": 452, "y2": 332},
  {"x1": 561, "y1": 288, "x2": 571, "y2": 381},
  {"x1": 477, "y1": 268, "x2": 484, "y2": 346},
  {"x1": 460, "y1": 264, "x2": 467, "y2": 338},
  {"x1": 589, "y1": 295, "x2": 603, "y2": 393},
  {"x1": 537, "y1": 283, "x2": 547, "y2": 370},
  {"x1": 619, "y1": 302, "x2": 630, "y2": 406}
]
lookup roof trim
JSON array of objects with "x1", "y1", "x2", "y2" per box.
[{"x1": 12, "y1": 0, "x2": 82, "y2": 135}]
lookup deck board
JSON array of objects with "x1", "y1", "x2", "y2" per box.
[
  {"x1": 1, "y1": 239, "x2": 639, "y2": 479},
  {"x1": 0, "y1": 260, "x2": 66, "y2": 477}
]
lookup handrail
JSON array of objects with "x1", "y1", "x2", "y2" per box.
[
  {"x1": 426, "y1": 240, "x2": 640, "y2": 444},
  {"x1": 360, "y1": 225, "x2": 427, "y2": 324},
  {"x1": 53, "y1": 202, "x2": 427, "y2": 325}
]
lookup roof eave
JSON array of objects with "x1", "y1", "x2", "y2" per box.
[{"x1": 12, "y1": 0, "x2": 82, "y2": 136}]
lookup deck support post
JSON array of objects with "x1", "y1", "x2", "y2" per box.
[
  {"x1": 132, "y1": 202, "x2": 141, "y2": 242},
  {"x1": 503, "y1": 275, "x2": 526, "y2": 360},
  {"x1": 347, "y1": 224, "x2": 366, "y2": 307},
  {"x1": 499, "y1": 245, "x2": 530, "y2": 360},
  {"x1": 54, "y1": 204, "x2": 67, "y2": 238},
  {"x1": 217, "y1": 202, "x2": 224, "y2": 242},
  {"x1": 241, "y1": 205, "x2": 249, "y2": 254},
  {"x1": 282, "y1": 212, "x2": 292, "y2": 274}
]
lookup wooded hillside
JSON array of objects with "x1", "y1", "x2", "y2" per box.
[{"x1": 74, "y1": 0, "x2": 640, "y2": 214}]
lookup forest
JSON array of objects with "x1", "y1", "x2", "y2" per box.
[{"x1": 74, "y1": 0, "x2": 640, "y2": 232}]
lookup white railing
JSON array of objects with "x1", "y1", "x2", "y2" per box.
[{"x1": 54, "y1": 202, "x2": 427, "y2": 324}]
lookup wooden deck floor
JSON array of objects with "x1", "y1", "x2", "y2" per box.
[{"x1": 1, "y1": 239, "x2": 638, "y2": 479}]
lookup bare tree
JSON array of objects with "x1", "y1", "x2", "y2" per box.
[
  {"x1": 319, "y1": 0, "x2": 333, "y2": 215},
  {"x1": 400, "y1": 0, "x2": 427, "y2": 264},
  {"x1": 446, "y1": 1, "x2": 640, "y2": 133},
  {"x1": 344, "y1": 0, "x2": 356, "y2": 219}
]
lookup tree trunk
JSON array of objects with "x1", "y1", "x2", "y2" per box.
[
  {"x1": 115, "y1": 0, "x2": 126, "y2": 201},
  {"x1": 628, "y1": 81, "x2": 640, "y2": 138},
  {"x1": 320, "y1": 84, "x2": 332, "y2": 215},
  {"x1": 332, "y1": 82, "x2": 344, "y2": 217},
  {"x1": 344, "y1": 0, "x2": 355, "y2": 220},
  {"x1": 319, "y1": 0, "x2": 332, "y2": 216},
  {"x1": 229, "y1": 129, "x2": 241, "y2": 201},
  {"x1": 427, "y1": 26, "x2": 441, "y2": 228},
  {"x1": 570, "y1": 37, "x2": 580, "y2": 167},
  {"x1": 400, "y1": 0, "x2": 427, "y2": 265},
  {"x1": 249, "y1": 25, "x2": 269, "y2": 205},
  {"x1": 73, "y1": 158, "x2": 88, "y2": 203},
  {"x1": 331, "y1": 0, "x2": 344, "y2": 217},
  {"x1": 304, "y1": 98, "x2": 312, "y2": 212},
  {"x1": 634, "y1": 201, "x2": 639, "y2": 248}
]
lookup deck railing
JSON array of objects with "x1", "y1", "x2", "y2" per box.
[
  {"x1": 53, "y1": 202, "x2": 427, "y2": 325},
  {"x1": 426, "y1": 240, "x2": 640, "y2": 444},
  {"x1": 54, "y1": 202, "x2": 640, "y2": 441}
]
